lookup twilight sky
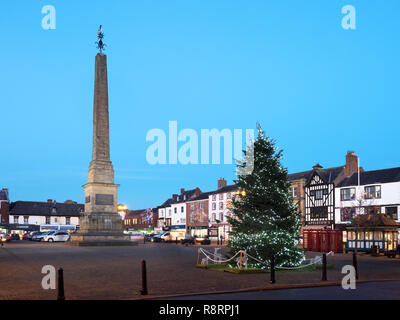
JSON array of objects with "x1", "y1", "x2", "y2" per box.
[{"x1": 1, "y1": 0, "x2": 399, "y2": 209}]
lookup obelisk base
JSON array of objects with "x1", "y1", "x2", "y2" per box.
[{"x1": 66, "y1": 211, "x2": 137, "y2": 247}]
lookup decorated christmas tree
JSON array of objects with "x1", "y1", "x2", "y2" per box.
[{"x1": 228, "y1": 124, "x2": 304, "y2": 268}]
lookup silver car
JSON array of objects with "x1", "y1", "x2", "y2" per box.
[{"x1": 43, "y1": 231, "x2": 70, "y2": 242}]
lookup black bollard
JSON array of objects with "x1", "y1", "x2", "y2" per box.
[
  {"x1": 270, "y1": 255, "x2": 276, "y2": 284},
  {"x1": 140, "y1": 260, "x2": 148, "y2": 295},
  {"x1": 322, "y1": 253, "x2": 327, "y2": 281},
  {"x1": 57, "y1": 268, "x2": 65, "y2": 300},
  {"x1": 352, "y1": 252, "x2": 358, "y2": 280}
]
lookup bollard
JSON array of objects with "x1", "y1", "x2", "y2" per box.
[
  {"x1": 57, "y1": 268, "x2": 65, "y2": 300},
  {"x1": 352, "y1": 252, "x2": 358, "y2": 280},
  {"x1": 140, "y1": 260, "x2": 148, "y2": 295},
  {"x1": 322, "y1": 253, "x2": 327, "y2": 281},
  {"x1": 270, "y1": 254, "x2": 276, "y2": 284}
]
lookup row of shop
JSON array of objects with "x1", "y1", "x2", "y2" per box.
[{"x1": 0, "y1": 224, "x2": 77, "y2": 237}]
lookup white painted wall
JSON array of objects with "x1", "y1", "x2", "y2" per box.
[
  {"x1": 208, "y1": 191, "x2": 236, "y2": 225},
  {"x1": 171, "y1": 202, "x2": 186, "y2": 226},
  {"x1": 9, "y1": 215, "x2": 80, "y2": 227},
  {"x1": 335, "y1": 181, "x2": 400, "y2": 225}
]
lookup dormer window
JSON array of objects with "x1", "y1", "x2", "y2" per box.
[{"x1": 52, "y1": 207, "x2": 57, "y2": 214}]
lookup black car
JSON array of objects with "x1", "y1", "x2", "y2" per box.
[
  {"x1": 10, "y1": 234, "x2": 20, "y2": 241},
  {"x1": 144, "y1": 234, "x2": 155, "y2": 242},
  {"x1": 181, "y1": 234, "x2": 195, "y2": 245}
]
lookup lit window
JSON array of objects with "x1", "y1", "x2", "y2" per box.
[
  {"x1": 341, "y1": 188, "x2": 356, "y2": 201},
  {"x1": 365, "y1": 186, "x2": 381, "y2": 199}
]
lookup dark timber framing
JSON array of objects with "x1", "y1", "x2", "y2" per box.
[{"x1": 305, "y1": 171, "x2": 335, "y2": 228}]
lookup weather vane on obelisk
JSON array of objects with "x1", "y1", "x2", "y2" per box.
[{"x1": 96, "y1": 25, "x2": 106, "y2": 53}]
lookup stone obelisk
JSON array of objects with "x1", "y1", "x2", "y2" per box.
[{"x1": 68, "y1": 27, "x2": 135, "y2": 246}]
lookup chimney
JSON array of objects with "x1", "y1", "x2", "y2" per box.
[
  {"x1": 218, "y1": 178, "x2": 227, "y2": 189},
  {"x1": 47, "y1": 199, "x2": 53, "y2": 203},
  {"x1": 345, "y1": 151, "x2": 359, "y2": 177},
  {"x1": 180, "y1": 188, "x2": 185, "y2": 195},
  {"x1": 172, "y1": 194, "x2": 178, "y2": 201},
  {"x1": 312, "y1": 164, "x2": 323, "y2": 171},
  {"x1": 194, "y1": 187, "x2": 201, "y2": 197}
]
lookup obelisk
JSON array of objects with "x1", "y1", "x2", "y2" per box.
[{"x1": 68, "y1": 26, "x2": 135, "y2": 246}]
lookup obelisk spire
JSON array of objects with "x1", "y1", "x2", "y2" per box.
[{"x1": 92, "y1": 53, "x2": 110, "y2": 162}]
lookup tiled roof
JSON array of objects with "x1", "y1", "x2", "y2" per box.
[
  {"x1": 187, "y1": 192, "x2": 212, "y2": 202},
  {"x1": 350, "y1": 213, "x2": 400, "y2": 228},
  {"x1": 315, "y1": 166, "x2": 345, "y2": 183},
  {"x1": 338, "y1": 167, "x2": 400, "y2": 187},
  {"x1": 287, "y1": 170, "x2": 312, "y2": 181},
  {"x1": 9, "y1": 201, "x2": 84, "y2": 217},
  {"x1": 208, "y1": 184, "x2": 238, "y2": 195}
]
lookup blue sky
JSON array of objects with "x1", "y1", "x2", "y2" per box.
[{"x1": 0, "y1": 0, "x2": 399, "y2": 209}]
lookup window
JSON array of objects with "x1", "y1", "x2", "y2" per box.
[
  {"x1": 190, "y1": 204, "x2": 194, "y2": 210},
  {"x1": 181, "y1": 206, "x2": 184, "y2": 213},
  {"x1": 219, "y1": 194, "x2": 223, "y2": 200},
  {"x1": 292, "y1": 187, "x2": 298, "y2": 198},
  {"x1": 200, "y1": 202, "x2": 204, "y2": 209},
  {"x1": 66, "y1": 217, "x2": 71, "y2": 225},
  {"x1": 366, "y1": 206, "x2": 381, "y2": 215},
  {"x1": 374, "y1": 231, "x2": 383, "y2": 241},
  {"x1": 174, "y1": 207, "x2": 177, "y2": 214},
  {"x1": 365, "y1": 232, "x2": 373, "y2": 241},
  {"x1": 24, "y1": 216, "x2": 29, "y2": 224},
  {"x1": 357, "y1": 232, "x2": 364, "y2": 240},
  {"x1": 341, "y1": 188, "x2": 356, "y2": 201},
  {"x1": 386, "y1": 207, "x2": 398, "y2": 220},
  {"x1": 219, "y1": 213, "x2": 223, "y2": 221},
  {"x1": 219, "y1": 202, "x2": 224, "y2": 210},
  {"x1": 365, "y1": 185, "x2": 381, "y2": 199},
  {"x1": 212, "y1": 195, "x2": 216, "y2": 201},
  {"x1": 348, "y1": 232, "x2": 355, "y2": 240},
  {"x1": 310, "y1": 207, "x2": 328, "y2": 219},
  {"x1": 212, "y1": 203, "x2": 216, "y2": 210},
  {"x1": 212, "y1": 213, "x2": 216, "y2": 222},
  {"x1": 46, "y1": 216, "x2": 51, "y2": 224},
  {"x1": 315, "y1": 190, "x2": 323, "y2": 200},
  {"x1": 14, "y1": 216, "x2": 19, "y2": 224},
  {"x1": 227, "y1": 193, "x2": 232, "y2": 199},
  {"x1": 341, "y1": 208, "x2": 356, "y2": 221}
]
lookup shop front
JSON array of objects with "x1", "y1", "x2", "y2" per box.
[
  {"x1": 345, "y1": 213, "x2": 399, "y2": 253},
  {"x1": 8, "y1": 224, "x2": 40, "y2": 237},
  {"x1": 40, "y1": 225, "x2": 76, "y2": 233},
  {"x1": 188, "y1": 226, "x2": 208, "y2": 238},
  {"x1": 209, "y1": 223, "x2": 231, "y2": 242}
]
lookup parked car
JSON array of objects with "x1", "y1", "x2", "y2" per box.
[
  {"x1": 10, "y1": 234, "x2": 20, "y2": 241},
  {"x1": 0, "y1": 233, "x2": 10, "y2": 242},
  {"x1": 43, "y1": 231, "x2": 70, "y2": 242},
  {"x1": 33, "y1": 231, "x2": 56, "y2": 241},
  {"x1": 151, "y1": 232, "x2": 166, "y2": 243},
  {"x1": 22, "y1": 233, "x2": 30, "y2": 240},
  {"x1": 27, "y1": 231, "x2": 40, "y2": 240},
  {"x1": 181, "y1": 233, "x2": 195, "y2": 245},
  {"x1": 144, "y1": 234, "x2": 155, "y2": 242}
]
